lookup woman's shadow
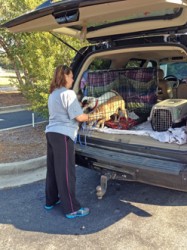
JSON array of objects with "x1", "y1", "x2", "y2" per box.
[{"x1": 0, "y1": 166, "x2": 187, "y2": 235}]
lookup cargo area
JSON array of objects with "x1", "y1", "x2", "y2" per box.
[{"x1": 74, "y1": 46, "x2": 187, "y2": 149}]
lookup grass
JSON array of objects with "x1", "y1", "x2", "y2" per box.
[
  {"x1": 0, "y1": 70, "x2": 17, "y2": 77},
  {"x1": 0, "y1": 70, "x2": 19, "y2": 86},
  {"x1": 0, "y1": 77, "x2": 19, "y2": 86}
]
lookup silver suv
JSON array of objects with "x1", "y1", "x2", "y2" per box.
[{"x1": 3, "y1": 0, "x2": 187, "y2": 197}]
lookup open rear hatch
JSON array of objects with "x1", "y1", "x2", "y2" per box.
[{"x1": 2, "y1": 0, "x2": 187, "y2": 43}]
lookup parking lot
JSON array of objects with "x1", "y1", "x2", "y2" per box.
[{"x1": 1, "y1": 166, "x2": 187, "y2": 250}]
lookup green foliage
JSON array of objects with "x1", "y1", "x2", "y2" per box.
[
  {"x1": 0, "y1": 54, "x2": 13, "y2": 69},
  {"x1": 0, "y1": 0, "x2": 87, "y2": 118},
  {"x1": 89, "y1": 58, "x2": 111, "y2": 70},
  {"x1": 18, "y1": 32, "x2": 85, "y2": 118},
  {"x1": 23, "y1": 80, "x2": 49, "y2": 118}
]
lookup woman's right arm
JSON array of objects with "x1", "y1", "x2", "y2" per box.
[
  {"x1": 75, "y1": 113, "x2": 89, "y2": 122},
  {"x1": 75, "y1": 112, "x2": 103, "y2": 123}
]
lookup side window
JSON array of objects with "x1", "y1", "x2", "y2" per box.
[
  {"x1": 80, "y1": 59, "x2": 111, "y2": 95},
  {"x1": 88, "y1": 58, "x2": 111, "y2": 70}
]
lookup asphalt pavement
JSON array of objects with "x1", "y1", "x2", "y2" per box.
[
  {"x1": 0, "y1": 110, "x2": 45, "y2": 129},
  {"x1": 1, "y1": 98, "x2": 187, "y2": 249},
  {"x1": 1, "y1": 166, "x2": 187, "y2": 250}
]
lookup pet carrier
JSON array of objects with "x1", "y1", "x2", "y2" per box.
[{"x1": 149, "y1": 99, "x2": 187, "y2": 131}]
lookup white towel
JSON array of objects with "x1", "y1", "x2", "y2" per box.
[{"x1": 89, "y1": 121, "x2": 187, "y2": 145}]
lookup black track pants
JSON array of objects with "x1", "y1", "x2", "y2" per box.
[{"x1": 45, "y1": 132, "x2": 81, "y2": 214}]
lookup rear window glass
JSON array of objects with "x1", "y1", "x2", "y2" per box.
[{"x1": 88, "y1": 8, "x2": 181, "y2": 28}]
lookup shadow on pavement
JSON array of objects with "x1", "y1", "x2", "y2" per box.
[{"x1": 0, "y1": 166, "x2": 187, "y2": 235}]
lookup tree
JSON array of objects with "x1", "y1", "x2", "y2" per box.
[{"x1": 0, "y1": 0, "x2": 86, "y2": 117}]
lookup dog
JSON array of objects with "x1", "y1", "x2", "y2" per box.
[
  {"x1": 88, "y1": 95, "x2": 128, "y2": 128},
  {"x1": 82, "y1": 90, "x2": 119, "y2": 113}
]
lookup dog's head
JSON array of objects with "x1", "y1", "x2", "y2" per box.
[{"x1": 81, "y1": 96, "x2": 96, "y2": 112}]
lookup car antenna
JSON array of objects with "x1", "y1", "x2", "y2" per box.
[{"x1": 49, "y1": 32, "x2": 82, "y2": 56}]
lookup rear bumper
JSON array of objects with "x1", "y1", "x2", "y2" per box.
[{"x1": 75, "y1": 144, "x2": 187, "y2": 192}]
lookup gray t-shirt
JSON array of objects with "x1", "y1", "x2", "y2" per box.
[{"x1": 45, "y1": 87, "x2": 83, "y2": 141}]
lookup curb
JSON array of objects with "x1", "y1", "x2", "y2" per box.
[
  {"x1": 0, "y1": 156, "x2": 46, "y2": 175},
  {"x1": 0, "y1": 168, "x2": 46, "y2": 190},
  {"x1": 0, "y1": 156, "x2": 47, "y2": 189}
]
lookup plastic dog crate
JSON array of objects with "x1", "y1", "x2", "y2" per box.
[{"x1": 149, "y1": 99, "x2": 187, "y2": 131}]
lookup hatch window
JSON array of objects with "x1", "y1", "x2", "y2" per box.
[{"x1": 88, "y1": 8, "x2": 181, "y2": 29}]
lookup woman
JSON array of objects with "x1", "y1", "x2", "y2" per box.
[{"x1": 45, "y1": 65, "x2": 100, "y2": 219}]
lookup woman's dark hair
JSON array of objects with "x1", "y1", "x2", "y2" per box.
[{"x1": 49, "y1": 65, "x2": 72, "y2": 93}]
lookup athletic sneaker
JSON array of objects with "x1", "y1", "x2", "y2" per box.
[
  {"x1": 65, "y1": 207, "x2": 90, "y2": 219},
  {"x1": 44, "y1": 200, "x2": 61, "y2": 210}
]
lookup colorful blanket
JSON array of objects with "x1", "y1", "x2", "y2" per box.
[{"x1": 105, "y1": 117, "x2": 138, "y2": 130}]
